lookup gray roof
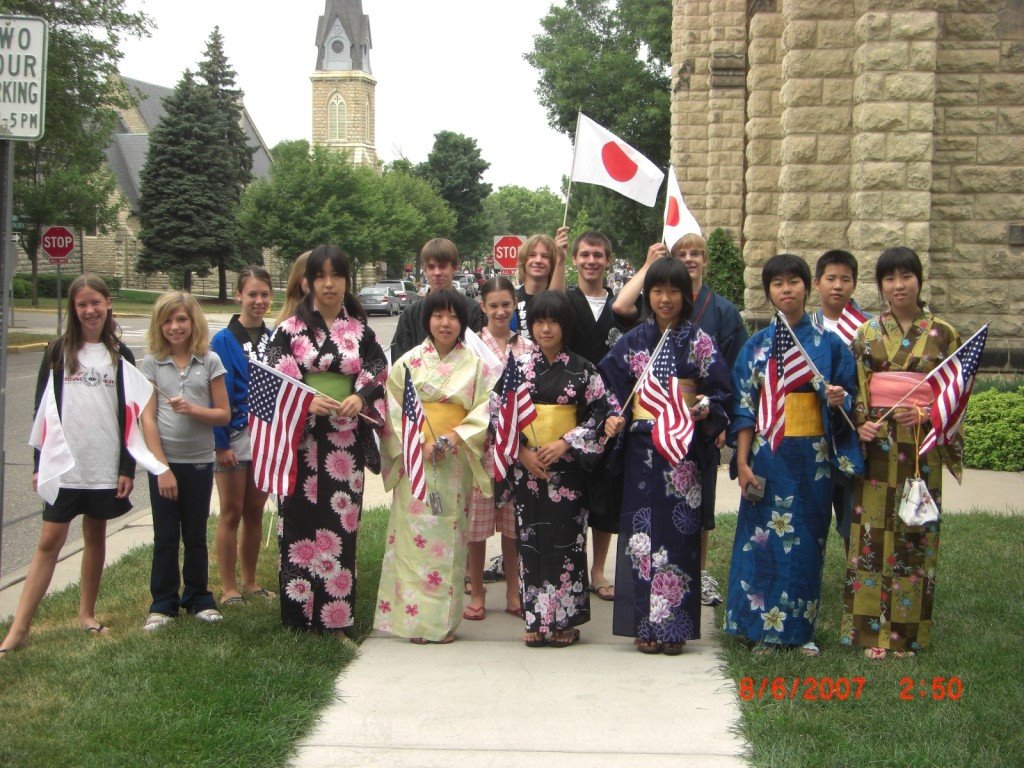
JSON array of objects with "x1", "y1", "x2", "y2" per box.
[
  {"x1": 108, "y1": 75, "x2": 273, "y2": 212},
  {"x1": 315, "y1": 0, "x2": 372, "y2": 71}
]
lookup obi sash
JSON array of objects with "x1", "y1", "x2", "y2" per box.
[
  {"x1": 868, "y1": 371, "x2": 934, "y2": 409},
  {"x1": 421, "y1": 401, "x2": 468, "y2": 442},
  {"x1": 524, "y1": 404, "x2": 577, "y2": 446},
  {"x1": 632, "y1": 378, "x2": 698, "y2": 420},
  {"x1": 305, "y1": 372, "x2": 354, "y2": 402},
  {"x1": 784, "y1": 392, "x2": 824, "y2": 437}
]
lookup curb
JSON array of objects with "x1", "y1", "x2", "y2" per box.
[{"x1": 7, "y1": 342, "x2": 50, "y2": 354}]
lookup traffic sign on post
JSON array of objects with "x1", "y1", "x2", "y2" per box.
[
  {"x1": 493, "y1": 235, "x2": 525, "y2": 276},
  {"x1": 0, "y1": 16, "x2": 48, "y2": 140},
  {"x1": 42, "y1": 224, "x2": 74, "y2": 264}
]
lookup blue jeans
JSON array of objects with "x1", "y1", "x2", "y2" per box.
[{"x1": 148, "y1": 462, "x2": 216, "y2": 616}]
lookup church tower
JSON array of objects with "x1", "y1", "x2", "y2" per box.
[{"x1": 311, "y1": 0, "x2": 377, "y2": 167}]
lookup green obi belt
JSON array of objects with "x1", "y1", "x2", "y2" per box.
[{"x1": 304, "y1": 372, "x2": 355, "y2": 401}]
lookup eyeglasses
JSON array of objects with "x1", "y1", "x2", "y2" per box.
[{"x1": 675, "y1": 250, "x2": 705, "y2": 258}]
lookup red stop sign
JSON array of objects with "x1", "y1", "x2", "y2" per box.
[
  {"x1": 42, "y1": 226, "x2": 75, "y2": 263},
  {"x1": 493, "y1": 235, "x2": 523, "y2": 275}
]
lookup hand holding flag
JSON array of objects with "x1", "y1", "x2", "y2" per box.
[
  {"x1": 757, "y1": 318, "x2": 816, "y2": 451},
  {"x1": 248, "y1": 359, "x2": 317, "y2": 496}
]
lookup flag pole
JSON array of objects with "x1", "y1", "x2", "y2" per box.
[
  {"x1": 874, "y1": 324, "x2": 988, "y2": 423},
  {"x1": 618, "y1": 326, "x2": 672, "y2": 415},
  {"x1": 562, "y1": 110, "x2": 582, "y2": 228},
  {"x1": 775, "y1": 311, "x2": 857, "y2": 431}
]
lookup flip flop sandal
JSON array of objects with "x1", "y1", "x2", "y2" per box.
[
  {"x1": 221, "y1": 596, "x2": 246, "y2": 606},
  {"x1": 864, "y1": 647, "x2": 887, "y2": 660},
  {"x1": 82, "y1": 624, "x2": 109, "y2": 636},
  {"x1": 245, "y1": 588, "x2": 276, "y2": 601},
  {"x1": 462, "y1": 605, "x2": 486, "y2": 621},
  {"x1": 662, "y1": 642, "x2": 686, "y2": 656},
  {"x1": 523, "y1": 632, "x2": 547, "y2": 648},
  {"x1": 635, "y1": 638, "x2": 662, "y2": 654},
  {"x1": 589, "y1": 578, "x2": 615, "y2": 601},
  {"x1": 549, "y1": 628, "x2": 581, "y2": 648},
  {"x1": 410, "y1": 633, "x2": 455, "y2": 645},
  {"x1": 505, "y1": 607, "x2": 524, "y2": 618}
]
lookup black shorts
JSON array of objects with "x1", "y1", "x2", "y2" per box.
[{"x1": 43, "y1": 488, "x2": 132, "y2": 524}]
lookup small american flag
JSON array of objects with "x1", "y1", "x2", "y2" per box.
[
  {"x1": 401, "y1": 366, "x2": 428, "y2": 502},
  {"x1": 757, "y1": 320, "x2": 815, "y2": 451},
  {"x1": 248, "y1": 359, "x2": 316, "y2": 496},
  {"x1": 635, "y1": 336, "x2": 694, "y2": 466},
  {"x1": 493, "y1": 349, "x2": 537, "y2": 481},
  {"x1": 919, "y1": 324, "x2": 988, "y2": 456},
  {"x1": 835, "y1": 302, "x2": 869, "y2": 346}
]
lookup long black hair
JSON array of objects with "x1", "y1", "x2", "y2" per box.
[{"x1": 296, "y1": 244, "x2": 367, "y2": 325}]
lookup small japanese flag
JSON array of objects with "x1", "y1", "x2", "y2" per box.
[
  {"x1": 662, "y1": 166, "x2": 702, "y2": 248},
  {"x1": 570, "y1": 113, "x2": 665, "y2": 207}
]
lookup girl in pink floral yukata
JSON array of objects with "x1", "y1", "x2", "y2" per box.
[{"x1": 261, "y1": 245, "x2": 387, "y2": 634}]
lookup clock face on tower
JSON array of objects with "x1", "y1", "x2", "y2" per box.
[{"x1": 331, "y1": 39, "x2": 344, "y2": 54}]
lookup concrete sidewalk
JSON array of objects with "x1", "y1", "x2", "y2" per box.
[{"x1": 3, "y1": 466, "x2": 1022, "y2": 767}]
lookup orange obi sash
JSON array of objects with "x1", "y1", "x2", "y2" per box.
[
  {"x1": 632, "y1": 378, "x2": 698, "y2": 420},
  {"x1": 523, "y1": 404, "x2": 577, "y2": 446},
  {"x1": 421, "y1": 402, "x2": 468, "y2": 442},
  {"x1": 868, "y1": 372, "x2": 934, "y2": 409},
  {"x1": 784, "y1": 392, "x2": 823, "y2": 437}
]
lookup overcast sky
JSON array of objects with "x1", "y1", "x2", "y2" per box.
[{"x1": 118, "y1": 0, "x2": 572, "y2": 194}]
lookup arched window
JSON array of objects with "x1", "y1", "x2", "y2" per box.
[{"x1": 328, "y1": 93, "x2": 346, "y2": 141}]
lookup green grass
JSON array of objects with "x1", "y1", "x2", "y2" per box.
[
  {"x1": 14, "y1": 292, "x2": 237, "y2": 316},
  {"x1": 5, "y1": 331, "x2": 56, "y2": 346},
  {"x1": 709, "y1": 513, "x2": 1024, "y2": 768},
  {"x1": 0, "y1": 504, "x2": 390, "y2": 768}
]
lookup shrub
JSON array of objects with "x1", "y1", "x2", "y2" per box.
[
  {"x1": 962, "y1": 387, "x2": 1024, "y2": 471},
  {"x1": 11, "y1": 277, "x2": 31, "y2": 298},
  {"x1": 16, "y1": 273, "x2": 121, "y2": 298},
  {"x1": 705, "y1": 227, "x2": 744, "y2": 309}
]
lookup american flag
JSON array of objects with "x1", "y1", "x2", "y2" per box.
[
  {"x1": 919, "y1": 324, "x2": 988, "y2": 456},
  {"x1": 401, "y1": 366, "x2": 428, "y2": 502},
  {"x1": 757, "y1": 320, "x2": 815, "y2": 451},
  {"x1": 635, "y1": 336, "x2": 694, "y2": 466},
  {"x1": 834, "y1": 302, "x2": 869, "y2": 346},
  {"x1": 248, "y1": 359, "x2": 316, "y2": 496},
  {"x1": 492, "y1": 349, "x2": 537, "y2": 481}
]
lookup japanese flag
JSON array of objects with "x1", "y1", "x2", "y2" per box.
[
  {"x1": 570, "y1": 113, "x2": 665, "y2": 206},
  {"x1": 662, "y1": 166, "x2": 702, "y2": 248}
]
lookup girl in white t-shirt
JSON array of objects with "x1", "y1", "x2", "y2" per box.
[
  {"x1": 140, "y1": 292, "x2": 230, "y2": 631},
  {"x1": 1, "y1": 275, "x2": 141, "y2": 658}
]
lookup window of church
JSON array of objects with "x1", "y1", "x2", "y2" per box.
[{"x1": 328, "y1": 93, "x2": 346, "y2": 141}]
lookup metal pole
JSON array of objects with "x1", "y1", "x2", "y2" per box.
[
  {"x1": 56, "y1": 261, "x2": 62, "y2": 333},
  {"x1": 0, "y1": 139, "x2": 15, "y2": 576}
]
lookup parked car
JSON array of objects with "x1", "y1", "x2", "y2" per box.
[
  {"x1": 358, "y1": 285, "x2": 402, "y2": 316},
  {"x1": 454, "y1": 274, "x2": 479, "y2": 298},
  {"x1": 376, "y1": 279, "x2": 418, "y2": 309}
]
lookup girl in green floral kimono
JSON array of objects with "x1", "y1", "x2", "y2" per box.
[{"x1": 843, "y1": 247, "x2": 962, "y2": 659}]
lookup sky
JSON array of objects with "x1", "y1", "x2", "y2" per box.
[{"x1": 118, "y1": 0, "x2": 573, "y2": 195}]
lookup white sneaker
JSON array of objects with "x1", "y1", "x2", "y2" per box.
[
  {"x1": 143, "y1": 613, "x2": 173, "y2": 632},
  {"x1": 194, "y1": 608, "x2": 223, "y2": 623},
  {"x1": 701, "y1": 571, "x2": 723, "y2": 606}
]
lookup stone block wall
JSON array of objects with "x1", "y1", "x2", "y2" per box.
[
  {"x1": 311, "y1": 71, "x2": 378, "y2": 168},
  {"x1": 672, "y1": 0, "x2": 711, "y2": 231}
]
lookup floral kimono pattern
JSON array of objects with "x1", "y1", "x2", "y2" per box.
[
  {"x1": 374, "y1": 341, "x2": 496, "y2": 641},
  {"x1": 599, "y1": 321, "x2": 731, "y2": 643},
  {"x1": 262, "y1": 307, "x2": 387, "y2": 631},
  {"x1": 506, "y1": 347, "x2": 616, "y2": 636},
  {"x1": 841, "y1": 311, "x2": 961, "y2": 652},
  {"x1": 724, "y1": 314, "x2": 862, "y2": 647}
]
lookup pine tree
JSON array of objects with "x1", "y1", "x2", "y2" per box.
[
  {"x1": 198, "y1": 27, "x2": 256, "y2": 298},
  {"x1": 137, "y1": 71, "x2": 235, "y2": 292}
]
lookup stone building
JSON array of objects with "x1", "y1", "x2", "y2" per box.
[
  {"x1": 671, "y1": 0, "x2": 1024, "y2": 368},
  {"x1": 16, "y1": 75, "x2": 275, "y2": 293},
  {"x1": 311, "y1": 0, "x2": 378, "y2": 168}
]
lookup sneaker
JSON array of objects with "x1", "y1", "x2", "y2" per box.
[
  {"x1": 194, "y1": 608, "x2": 223, "y2": 623},
  {"x1": 482, "y1": 555, "x2": 504, "y2": 583},
  {"x1": 701, "y1": 571, "x2": 722, "y2": 606},
  {"x1": 143, "y1": 613, "x2": 173, "y2": 632}
]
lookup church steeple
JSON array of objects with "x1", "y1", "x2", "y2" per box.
[{"x1": 311, "y1": 0, "x2": 377, "y2": 168}]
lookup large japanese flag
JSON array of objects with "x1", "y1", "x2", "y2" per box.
[
  {"x1": 570, "y1": 113, "x2": 665, "y2": 206},
  {"x1": 662, "y1": 166, "x2": 702, "y2": 248}
]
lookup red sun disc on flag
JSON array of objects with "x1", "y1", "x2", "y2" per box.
[
  {"x1": 666, "y1": 197, "x2": 680, "y2": 226},
  {"x1": 601, "y1": 142, "x2": 638, "y2": 182}
]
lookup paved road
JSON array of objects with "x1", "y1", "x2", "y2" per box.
[{"x1": 0, "y1": 309, "x2": 401, "y2": 583}]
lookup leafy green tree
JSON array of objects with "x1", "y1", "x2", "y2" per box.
[
  {"x1": 3, "y1": 0, "x2": 150, "y2": 304},
  {"x1": 373, "y1": 164, "x2": 456, "y2": 277},
  {"x1": 526, "y1": 0, "x2": 669, "y2": 260},
  {"x1": 481, "y1": 185, "x2": 563, "y2": 240},
  {"x1": 415, "y1": 131, "x2": 492, "y2": 262},
  {"x1": 197, "y1": 26, "x2": 256, "y2": 299},
  {"x1": 705, "y1": 227, "x2": 745, "y2": 309},
  {"x1": 137, "y1": 71, "x2": 235, "y2": 291}
]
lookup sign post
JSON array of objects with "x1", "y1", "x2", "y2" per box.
[
  {"x1": 42, "y1": 225, "x2": 73, "y2": 332},
  {"x1": 493, "y1": 235, "x2": 525, "y2": 277},
  {"x1": 0, "y1": 15, "x2": 47, "y2": 576}
]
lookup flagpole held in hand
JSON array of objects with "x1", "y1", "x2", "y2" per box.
[
  {"x1": 775, "y1": 311, "x2": 857, "y2": 432},
  {"x1": 563, "y1": 110, "x2": 582, "y2": 228}
]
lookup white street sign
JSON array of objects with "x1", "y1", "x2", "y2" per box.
[{"x1": 0, "y1": 16, "x2": 47, "y2": 141}]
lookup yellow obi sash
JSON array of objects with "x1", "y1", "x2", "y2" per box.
[
  {"x1": 868, "y1": 371, "x2": 934, "y2": 409},
  {"x1": 524, "y1": 404, "x2": 577, "y2": 446},
  {"x1": 632, "y1": 378, "x2": 698, "y2": 420},
  {"x1": 784, "y1": 392, "x2": 823, "y2": 437},
  {"x1": 305, "y1": 372, "x2": 354, "y2": 401},
  {"x1": 421, "y1": 401, "x2": 468, "y2": 442}
]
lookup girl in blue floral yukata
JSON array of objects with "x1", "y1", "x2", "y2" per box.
[
  {"x1": 723, "y1": 254, "x2": 862, "y2": 655},
  {"x1": 601, "y1": 257, "x2": 732, "y2": 654}
]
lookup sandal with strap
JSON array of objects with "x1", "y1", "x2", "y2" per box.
[
  {"x1": 523, "y1": 632, "x2": 547, "y2": 648},
  {"x1": 662, "y1": 642, "x2": 686, "y2": 656},
  {"x1": 635, "y1": 638, "x2": 661, "y2": 654},
  {"x1": 864, "y1": 647, "x2": 887, "y2": 660},
  {"x1": 549, "y1": 628, "x2": 580, "y2": 648}
]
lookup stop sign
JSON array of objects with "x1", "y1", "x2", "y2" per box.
[
  {"x1": 493, "y1": 235, "x2": 524, "y2": 275},
  {"x1": 42, "y1": 226, "x2": 75, "y2": 264}
]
